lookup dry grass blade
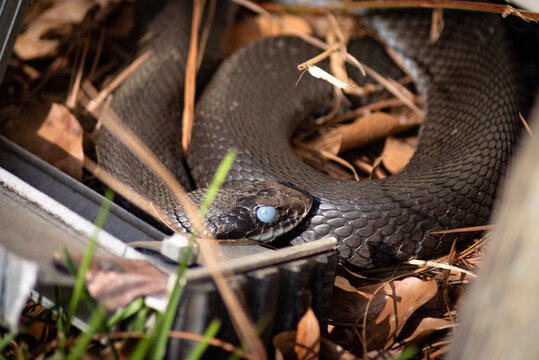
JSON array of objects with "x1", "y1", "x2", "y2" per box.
[
  {"x1": 231, "y1": 0, "x2": 365, "y2": 76},
  {"x1": 82, "y1": 157, "x2": 160, "y2": 220},
  {"x1": 80, "y1": 81, "x2": 205, "y2": 235},
  {"x1": 362, "y1": 64, "x2": 423, "y2": 117},
  {"x1": 331, "y1": 97, "x2": 421, "y2": 124},
  {"x1": 197, "y1": 239, "x2": 268, "y2": 359},
  {"x1": 181, "y1": 0, "x2": 204, "y2": 153},
  {"x1": 430, "y1": 224, "x2": 493, "y2": 235},
  {"x1": 520, "y1": 112, "x2": 534, "y2": 135},
  {"x1": 404, "y1": 260, "x2": 477, "y2": 278},
  {"x1": 196, "y1": 0, "x2": 217, "y2": 71},
  {"x1": 80, "y1": 80, "x2": 267, "y2": 358},
  {"x1": 95, "y1": 330, "x2": 252, "y2": 359},
  {"x1": 86, "y1": 51, "x2": 152, "y2": 115},
  {"x1": 261, "y1": 0, "x2": 539, "y2": 22},
  {"x1": 430, "y1": 8, "x2": 445, "y2": 43},
  {"x1": 234, "y1": 0, "x2": 423, "y2": 116},
  {"x1": 66, "y1": 35, "x2": 90, "y2": 109},
  {"x1": 182, "y1": 1, "x2": 267, "y2": 357}
]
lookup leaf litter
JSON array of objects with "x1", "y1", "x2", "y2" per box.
[{"x1": 0, "y1": 0, "x2": 497, "y2": 359}]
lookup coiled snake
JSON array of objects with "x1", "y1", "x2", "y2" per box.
[{"x1": 96, "y1": 0, "x2": 525, "y2": 268}]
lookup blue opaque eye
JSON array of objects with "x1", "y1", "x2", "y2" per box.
[{"x1": 256, "y1": 206, "x2": 277, "y2": 223}]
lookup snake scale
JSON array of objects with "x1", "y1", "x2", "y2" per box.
[{"x1": 96, "y1": 0, "x2": 525, "y2": 268}]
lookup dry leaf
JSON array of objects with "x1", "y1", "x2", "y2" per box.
[
  {"x1": 331, "y1": 277, "x2": 438, "y2": 351},
  {"x1": 399, "y1": 317, "x2": 453, "y2": 345},
  {"x1": 14, "y1": 0, "x2": 101, "y2": 60},
  {"x1": 0, "y1": 101, "x2": 84, "y2": 179},
  {"x1": 320, "y1": 337, "x2": 361, "y2": 360},
  {"x1": 381, "y1": 136, "x2": 416, "y2": 174},
  {"x1": 295, "y1": 307, "x2": 321, "y2": 360},
  {"x1": 230, "y1": 14, "x2": 311, "y2": 53},
  {"x1": 312, "y1": 112, "x2": 421, "y2": 154},
  {"x1": 274, "y1": 330, "x2": 298, "y2": 360},
  {"x1": 37, "y1": 103, "x2": 84, "y2": 177}
]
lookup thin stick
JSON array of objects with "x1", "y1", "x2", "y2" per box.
[
  {"x1": 520, "y1": 112, "x2": 534, "y2": 135},
  {"x1": 66, "y1": 36, "x2": 90, "y2": 109},
  {"x1": 86, "y1": 51, "x2": 152, "y2": 114},
  {"x1": 181, "y1": 0, "x2": 205, "y2": 153},
  {"x1": 405, "y1": 259, "x2": 477, "y2": 278},
  {"x1": 232, "y1": 0, "x2": 423, "y2": 115},
  {"x1": 180, "y1": 1, "x2": 268, "y2": 357},
  {"x1": 430, "y1": 225, "x2": 493, "y2": 235},
  {"x1": 82, "y1": 157, "x2": 162, "y2": 220},
  {"x1": 262, "y1": 1, "x2": 539, "y2": 22},
  {"x1": 81, "y1": 81, "x2": 207, "y2": 236},
  {"x1": 297, "y1": 43, "x2": 341, "y2": 70},
  {"x1": 94, "y1": 330, "x2": 252, "y2": 359}
]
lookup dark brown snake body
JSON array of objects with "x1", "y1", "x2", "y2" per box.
[{"x1": 96, "y1": 0, "x2": 525, "y2": 268}]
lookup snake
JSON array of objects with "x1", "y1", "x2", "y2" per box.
[
  {"x1": 95, "y1": 0, "x2": 525, "y2": 268},
  {"x1": 447, "y1": 93, "x2": 539, "y2": 360}
]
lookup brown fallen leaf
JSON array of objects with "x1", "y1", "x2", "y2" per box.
[
  {"x1": 310, "y1": 112, "x2": 421, "y2": 155},
  {"x1": 381, "y1": 136, "x2": 417, "y2": 174},
  {"x1": 37, "y1": 103, "x2": 84, "y2": 177},
  {"x1": 0, "y1": 101, "x2": 84, "y2": 179},
  {"x1": 274, "y1": 330, "x2": 298, "y2": 360},
  {"x1": 331, "y1": 276, "x2": 438, "y2": 351},
  {"x1": 14, "y1": 0, "x2": 104, "y2": 60},
  {"x1": 230, "y1": 14, "x2": 312, "y2": 53},
  {"x1": 320, "y1": 337, "x2": 361, "y2": 360},
  {"x1": 398, "y1": 317, "x2": 453, "y2": 346},
  {"x1": 295, "y1": 307, "x2": 321, "y2": 360}
]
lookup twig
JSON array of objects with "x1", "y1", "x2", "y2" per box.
[
  {"x1": 86, "y1": 51, "x2": 152, "y2": 113},
  {"x1": 404, "y1": 259, "x2": 477, "y2": 278},
  {"x1": 520, "y1": 112, "x2": 534, "y2": 135},
  {"x1": 430, "y1": 224, "x2": 493, "y2": 235},
  {"x1": 262, "y1": 1, "x2": 539, "y2": 22},
  {"x1": 180, "y1": 1, "x2": 268, "y2": 358},
  {"x1": 181, "y1": 0, "x2": 204, "y2": 153},
  {"x1": 66, "y1": 36, "x2": 90, "y2": 110},
  {"x1": 94, "y1": 330, "x2": 252, "y2": 359}
]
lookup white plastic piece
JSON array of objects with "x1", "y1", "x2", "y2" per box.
[{"x1": 161, "y1": 233, "x2": 198, "y2": 264}]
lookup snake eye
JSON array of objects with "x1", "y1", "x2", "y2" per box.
[{"x1": 256, "y1": 205, "x2": 278, "y2": 223}]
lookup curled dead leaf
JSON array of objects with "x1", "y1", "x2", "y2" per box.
[
  {"x1": 295, "y1": 307, "x2": 321, "y2": 360},
  {"x1": 399, "y1": 317, "x2": 454, "y2": 346},
  {"x1": 331, "y1": 276, "x2": 438, "y2": 351},
  {"x1": 274, "y1": 330, "x2": 298, "y2": 360},
  {"x1": 320, "y1": 337, "x2": 361, "y2": 360},
  {"x1": 381, "y1": 136, "x2": 416, "y2": 174}
]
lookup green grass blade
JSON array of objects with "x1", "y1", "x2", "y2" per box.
[
  {"x1": 129, "y1": 305, "x2": 152, "y2": 332},
  {"x1": 132, "y1": 150, "x2": 236, "y2": 359},
  {"x1": 0, "y1": 331, "x2": 17, "y2": 359},
  {"x1": 149, "y1": 149, "x2": 236, "y2": 359},
  {"x1": 68, "y1": 189, "x2": 114, "y2": 321},
  {"x1": 106, "y1": 297, "x2": 145, "y2": 328},
  {"x1": 198, "y1": 148, "x2": 236, "y2": 217},
  {"x1": 186, "y1": 319, "x2": 222, "y2": 360},
  {"x1": 391, "y1": 345, "x2": 418, "y2": 360},
  {"x1": 66, "y1": 306, "x2": 107, "y2": 360},
  {"x1": 149, "y1": 247, "x2": 191, "y2": 360}
]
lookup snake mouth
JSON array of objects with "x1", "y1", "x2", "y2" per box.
[{"x1": 248, "y1": 221, "x2": 299, "y2": 243}]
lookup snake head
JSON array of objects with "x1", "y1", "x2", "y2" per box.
[{"x1": 204, "y1": 180, "x2": 313, "y2": 242}]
